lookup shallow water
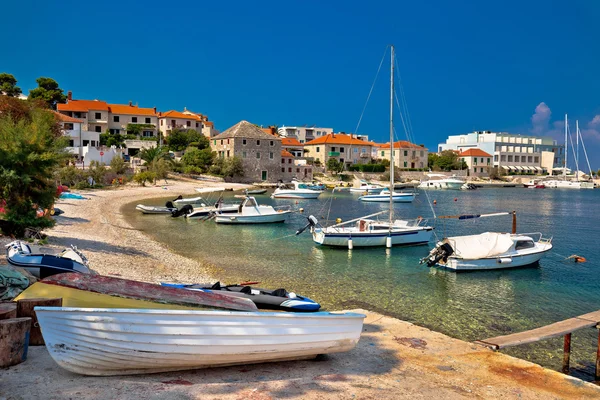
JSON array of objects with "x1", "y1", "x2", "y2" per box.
[{"x1": 124, "y1": 187, "x2": 600, "y2": 380}]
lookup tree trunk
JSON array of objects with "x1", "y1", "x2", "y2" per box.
[
  {"x1": 0, "y1": 317, "x2": 31, "y2": 367},
  {"x1": 0, "y1": 303, "x2": 17, "y2": 320}
]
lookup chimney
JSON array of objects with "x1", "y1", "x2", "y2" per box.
[
  {"x1": 129, "y1": 101, "x2": 133, "y2": 106},
  {"x1": 67, "y1": 91, "x2": 72, "y2": 101},
  {"x1": 153, "y1": 107, "x2": 157, "y2": 114}
]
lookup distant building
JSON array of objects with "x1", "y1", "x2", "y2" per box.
[
  {"x1": 211, "y1": 120, "x2": 283, "y2": 182},
  {"x1": 158, "y1": 109, "x2": 218, "y2": 139},
  {"x1": 438, "y1": 130, "x2": 564, "y2": 173},
  {"x1": 303, "y1": 133, "x2": 375, "y2": 166},
  {"x1": 281, "y1": 137, "x2": 304, "y2": 157},
  {"x1": 278, "y1": 126, "x2": 334, "y2": 144},
  {"x1": 375, "y1": 141, "x2": 428, "y2": 169},
  {"x1": 459, "y1": 148, "x2": 493, "y2": 176},
  {"x1": 280, "y1": 150, "x2": 313, "y2": 182},
  {"x1": 107, "y1": 102, "x2": 158, "y2": 137}
]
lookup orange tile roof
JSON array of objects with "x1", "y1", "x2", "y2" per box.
[
  {"x1": 52, "y1": 111, "x2": 84, "y2": 123},
  {"x1": 305, "y1": 133, "x2": 376, "y2": 146},
  {"x1": 204, "y1": 121, "x2": 214, "y2": 127},
  {"x1": 108, "y1": 103, "x2": 156, "y2": 116},
  {"x1": 459, "y1": 148, "x2": 492, "y2": 157},
  {"x1": 281, "y1": 150, "x2": 294, "y2": 157},
  {"x1": 378, "y1": 141, "x2": 426, "y2": 150},
  {"x1": 57, "y1": 99, "x2": 109, "y2": 112},
  {"x1": 281, "y1": 137, "x2": 303, "y2": 147},
  {"x1": 159, "y1": 110, "x2": 202, "y2": 120}
]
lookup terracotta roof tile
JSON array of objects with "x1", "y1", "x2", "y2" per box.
[
  {"x1": 57, "y1": 99, "x2": 109, "y2": 112},
  {"x1": 159, "y1": 110, "x2": 202, "y2": 120},
  {"x1": 459, "y1": 148, "x2": 492, "y2": 157},
  {"x1": 108, "y1": 104, "x2": 157, "y2": 116},
  {"x1": 378, "y1": 141, "x2": 426, "y2": 150},
  {"x1": 53, "y1": 111, "x2": 84, "y2": 123},
  {"x1": 281, "y1": 150, "x2": 294, "y2": 157},
  {"x1": 282, "y1": 137, "x2": 303, "y2": 147},
  {"x1": 305, "y1": 133, "x2": 376, "y2": 146}
]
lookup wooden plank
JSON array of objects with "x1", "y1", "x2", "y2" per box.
[
  {"x1": 0, "y1": 303, "x2": 17, "y2": 320},
  {"x1": 575, "y1": 310, "x2": 600, "y2": 323},
  {"x1": 0, "y1": 317, "x2": 31, "y2": 368},
  {"x1": 41, "y1": 273, "x2": 258, "y2": 312},
  {"x1": 477, "y1": 317, "x2": 598, "y2": 349},
  {"x1": 16, "y1": 298, "x2": 62, "y2": 345}
]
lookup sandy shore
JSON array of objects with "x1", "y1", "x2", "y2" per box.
[{"x1": 1, "y1": 178, "x2": 600, "y2": 399}]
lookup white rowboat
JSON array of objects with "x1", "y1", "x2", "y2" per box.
[{"x1": 35, "y1": 307, "x2": 365, "y2": 376}]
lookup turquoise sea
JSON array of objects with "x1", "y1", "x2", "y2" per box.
[{"x1": 124, "y1": 187, "x2": 600, "y2": 380}]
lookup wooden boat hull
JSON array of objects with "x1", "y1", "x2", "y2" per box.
[
  {"x1": 28, "y1": 273, "x2": 257, "y2": 311},
  {"x1": 35, "y1": 307, "x2": 365, "y2": 376}
]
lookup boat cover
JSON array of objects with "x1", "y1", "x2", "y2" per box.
[{"x1": 447, "y1": 232, "x2": 514, "y2": 259}]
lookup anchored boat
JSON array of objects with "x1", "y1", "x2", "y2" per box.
[
  {"x1": 214, "y1": 196, "x2": 291, "y2": 224},
  {"x1": 35, "y1": 307, "x2": 365, "y2": 376}
]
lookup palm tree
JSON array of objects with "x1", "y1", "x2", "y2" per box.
[{"x1": 139, "y1": 146, "x2": 172, "y2": 184}]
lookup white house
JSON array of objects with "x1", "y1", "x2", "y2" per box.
[{"x1": 278, "y1": 126, "x2": 334, "y2": 144}]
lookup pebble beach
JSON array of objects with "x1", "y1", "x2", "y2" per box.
[{"x1": 1, "y1": 178, "x2": 600, "y2": 399}]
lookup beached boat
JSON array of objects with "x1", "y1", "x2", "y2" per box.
[
  {"x1": 418, "y1": 174, "x2": 464, "y2": 190},
  {"x1": 135, "y1": 204, "x2": 176, "y2": 214},
  {"x1": 420, "y1": 212, "x2": 553, "y2": 271},
  {"x1": 5, "y1": 241, "x2": 91, "y2": 278},
  {"x1": 161, "y1": 281, "x2": 321, "y2": 311},
  {"x1": 35, "y1": 307, "x2": 365, "y2": 376},
  {"x1": 358, "y1": 188, "x2": 415, "y2": 203},
  {"x1": 15, "y1": 273, "x2": 257, "y2": 311},
  {"x1": 349, "y1": 180, "x2": 385, "y2": 193},
  {"x1": 214, "y1": 196, "x2": 292, "y2": 224},
  {"x1": 297, "y1": 45, "x2": 433, "y2": 248},
  {"x1": 271, "y1": 181, "x2": 322, "y2": 199}
]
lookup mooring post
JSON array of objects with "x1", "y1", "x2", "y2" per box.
[
  {"x1": 562, "y1": 333, "x2": 572, "y2": 374},
  {"x1": 596, "y1": 329, "x2": 600, "y2": 381},
  {"x1": 512, "y1": 211, "x2": 517, "y2": 234}
]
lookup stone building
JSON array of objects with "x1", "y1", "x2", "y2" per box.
[
  {"x1": 211, "y1": 120, "x2": 282, "y2": 182},
  {"x1": 376, "y1": 141, "x2": 428, "y2": 169}
]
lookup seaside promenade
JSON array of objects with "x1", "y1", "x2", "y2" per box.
[{"x1": 1, "y1": 178, "x2": 599, "y2": 399}]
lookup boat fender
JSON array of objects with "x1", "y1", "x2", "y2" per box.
[{"x1": 497, "y1": 257, "x2": 512, "y2": 264}]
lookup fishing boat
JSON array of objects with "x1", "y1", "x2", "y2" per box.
[
  {"x1": 160, "y1": 281, "x2": 321, "y2": 312},
  {"x1": 358, "y1": 188, "x2": 415, "y2": 203},
  {"x1": 135, "y1": 204, "x2": 177, "y2": 214},
  {"x1": 420, "y1": 212, "x2": 553, "y2": 271},
  {"x1": 214, "y1": 196, "x2": 292, "y2": 224},
  {"x1": 35, "y1": 307, "x2": 365, "y2": 376},
  {"x1": 418, "y1": 174, "x2": 464, "y2": 190},
  {"x1": 297, "y1": 45, "x2": 433, "y2": 248},
  {"x1": 5, "y1": 241, "x2": 91, "y2": 278},
  {"x1": 180, "y1": 202, "x2": 239, "y2": 219},
  {"x1": 349, "y1": 180, "x2": 385, "y2": 193},
  {"x1": 271, "y1": 181, "x2": 322, "y2": 199},
  {"x1": 15, "y1": 273, "x2": 257, "y2": 311}
]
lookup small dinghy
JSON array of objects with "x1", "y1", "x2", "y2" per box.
[
  {"x1": 246, "y1": 188, "x2": 268, "y2": 195},
  {"x1": 161, "y1": 281, "x2": 321, "y2": 312},
  {"x1": 135, "y1": 204, "x2": 177, "y2": 214},
  {"x1": 35, "y1": 307, "x2": 364, "y2": 376},
  {"x1": 5, "y1": 240, "x2": 91, "y2": 278}
]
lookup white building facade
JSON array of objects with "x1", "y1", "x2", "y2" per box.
[{"x1": 278, "y1": 126, "x2": 334, "y2": 144}]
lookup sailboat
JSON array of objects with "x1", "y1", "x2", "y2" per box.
[
  {"x1": 544, "y1": 114, "x2": 594, "y2": 189},
  {"x1": 296, "y1": 45, "x2": 433, "y2": 248}
]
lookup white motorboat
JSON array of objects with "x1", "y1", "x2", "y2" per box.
[
  {"x1": 359, "y1": 188, "x2": 415, "y2": 203},
  {"x1": 215, "y1": 196, "x2": 292, "y2": 224},
  {"x1": 35, "y1": 307, "x2": 365, "y2": 376},
  {"x1": 6, "y1": 241, "x2": 91, "y2": 279},
  {"x1": 418, "y1": 174, "x2": 464, "y2": 190},
  {"x1": 135, "y1": 204, "x2": 176, "y2": 214},
  {"x1": 349, "y1": 180, "x2": 385, "y2": 193},
  {"x1": 172, "y1": 195, "x2": 208, "y2": 207},
  {"x1": 271, "y1": 181, "x2": 322, "y2": 199},
  {"x1": 421, "y1": 231, "x2": 553, "y2": 271},
  {"x1": 297, "y1": 45, "x2": 434, "y2": 249},
  {"x1": 183, "y1": 203, "x2": 239, "y2": 219}
]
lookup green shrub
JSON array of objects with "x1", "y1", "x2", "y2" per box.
[
  {"x1": 183, "y1": 165, "x2": 203, "y2": 175},
  {"x1": 348, "y1": 164, "x2": 385, "y2": 173},
  {"x1": 109, "y1": 156, "x2": 128, "y2": 174},
  {"x1": 132, "y1": 171, "x2": 155, "y2": 186}
]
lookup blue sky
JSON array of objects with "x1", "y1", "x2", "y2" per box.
[{"x1": 3, "y1": 1, "x2": 600, "y2": 167}]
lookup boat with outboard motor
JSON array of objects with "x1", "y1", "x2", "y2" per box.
[
  {"x1": 420, "y1": 211, "x2": 553, "y2": 270},
  {"x1": 5, "y1": 240, "x2": 91, "y2": 278},
  {"x1": 135, "y1": 204, "x2": 177, "y2": 214},
  {"x1": 214, "y1": 195, "x2": 292, "y2": 224},
  {"x1": 160, "y1": 281, "x2": 320, "y2": 312}
]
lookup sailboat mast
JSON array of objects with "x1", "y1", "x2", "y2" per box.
[
  {"x1": 576, "y1": 120, "x2": 579, "y2": 181},
  {"x1": 389, "y1": 45, "x2": 395, "y2": 223},
  {"x1": 564, "y1": 113, "x2": 567, "y2": 180}
]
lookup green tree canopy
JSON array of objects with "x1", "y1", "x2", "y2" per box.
[
  {"x1": 222, "y1": 156, "x2": 244, "y2": 178},
  {"x1": 0, "y1": 100, "x2": 68, "y2": 236},
  {"x1": 326, "y1": 158, "x2": 344, "y2": 174},
  {"x1": 29, "y1": 77, "x2": 67, "y2": 110},
  {"x1": 0, "y1": 73, "x2": 22, "y2": 97},
  {"x1": 166, "y1": 129, "x2": 209, "y2": 152},
  {"x1": 139, "y1": 146, "x2": 172, "y2": 184},
  {"x1": 181, "y1": 147, "x2": 215, "y2": 173},
  {"x1": 432, "y1": 150, "x2": 466, "y2": 171}
]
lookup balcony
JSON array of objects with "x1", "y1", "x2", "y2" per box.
[
  {"x1": 359, "y1": 153, "x2": 369, "y2": 158},
  {"x1": 328, "y1": 151, "x2": 340, "y2": 157}
]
